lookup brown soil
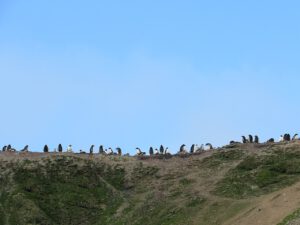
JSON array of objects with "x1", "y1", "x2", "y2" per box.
[{"x1": 225, "y1": 181, "x2": 300, "y2": 225}]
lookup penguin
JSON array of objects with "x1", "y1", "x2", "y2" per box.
[
  {"x1": 286, "y1": 134, "x2": 291, "y2": 141},
  {"x1": 242, "y1": 136, "x2": 247, "y2": 144},
  {"x1": 89, "y1": 145, "x2": 94, "y2": 154},
  {"x1": 196, "y1": 144, "x2": 204, "y2": 152},
  {"x1": 2, "y1": 146, "x2": 7, "y2": 152},
  {"x1": 67, "y1": 145, "x2": 73, "y2": 153},
  {"x1": 116, "y1": 147, "x2": 122, "y2": 156},
  {"x1": 249, "y1": 135, "x2": 253, "y2": 143},
  {"x1": 58, "y1": 144, "x2": 63, "y2": 152},
  {"x1": 136, "y1": 148, "x2": 146, "y2": 156},
  {"x1": 136, "y1": 148, "x2": 142, "y2": 156},
  {"x1": 159, "y1": 145, "x2": 164, "y2": 154},
  {"x1": 154, "y1": 148, "x2": 159, "y2": 155},
  {"x1": 21, "y1": 145, "x2": 29, "y2": 152},
  {"x1": 107, "y1": 148, "x2": 113, "y2": 155},
  {"x1": 292, "y1": 134, "x2": 299, "y2": 141},
  {"x1": 267, "y1": 138, "x2": 275, "y2": 143},
  {"x1": 79, "y1": 150, "x2": 86, "y2": 154},
  {"x1": 43, "y1": 145, "x2": 49, "y2": 153},
  {"x1": 254, "y1": 135, "x2": 259, "y2": 144},
  {"x1": 205, "y1": 143, "x2": 213, "y2": 150},
  {"x1": 179, "y1": 144, "x2": 186, "y2": 153},
  {"x1": 99, "y1": 145, "x2": 104, "y2": 154},
  {"x1": 7, "y1": 145, "x2": 12, "y2": 151},
  {"x1": 279, "y1": 135, "x2": 284, "y2": 142},
  {"x1": 164, "y1": 147, "x2": 170, "y2": 155},
  {"x1": 149, "y1": 147, "x2": 154, "y2": 156},
  {"x1": 190, "y1": 144, "x2": 195, "y2": 154}
]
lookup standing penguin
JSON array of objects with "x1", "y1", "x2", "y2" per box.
[
  {"x1": 279, "y1": 135, "x2": 284, "y2": 142},
  {"x1": 292, "y1": 134, "x2": 299, "y2": 141},
  {"x1": 7, "y1": 145, "x2": 12, "y2": 151},
  {"x1": 242, "y1": 136, "x2": 247, "y2": 144},
  {"x1": 2, "y1": 146, "x2": 7, "y2": 152},
  {"x1": 205, "y1": 143, "x2": 213, "y2": 150},
  {"x1": 99, "y1": 145, "x2": 104, "y2": 154},
  {"x1": 116, "y1": 147, "x2": 122, "y2": 156},
  {"x1": 58, "y1": 144, "x2": 63, "y2": 152},
  {"x1": 89, "y1": 145, "x2": 94, "y2": 154},
  {"x1": 179, "y1": 144, "x2": 186, "y2": 153},
  {"x1": 190, "y1": 144, "x2": 195, "y2": 154},
  {"x1": 286, "y1": 134, "x2": 291, "y2": 141},
  {"x1": 136, "y1": 148, "x2": 142, "y2": 156},
  {"x1": 67, "y1": 145, "x2": 73, "y2": 153},
  {"x1": 159, "y1": 145, "x2": 164, "y2": 154},
  {"x1": 107, "y1": 148, "x2": 113, "y2": 155},
  {"x1": 43, "y1": 145, "x2": 49, "y2": 153},
  {"x1": 254, "y1": 135, "x2": 259, "y2": 144},
  {"x1": 149, "y1": 147, "x2": 154, "y2": 156},
  {"x1": 164, "y1": 147, "x2": 170, "y2": 155},
  {"x1": 249, "y1": 135, "x2": 253, "y2": 143}
]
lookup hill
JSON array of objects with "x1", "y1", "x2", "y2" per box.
[{"x1": 1, "y1": 142, "x2": 300, "y2": 225}]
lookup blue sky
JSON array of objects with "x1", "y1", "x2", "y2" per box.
[{"x1": 0, "y1": 0, "x2": 300, "y2": 153}]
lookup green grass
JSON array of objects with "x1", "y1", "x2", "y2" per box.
[
  {"x1": 278, "y1": 208, "x2": 300, "y2": 225},
  {"x1": 201, "y1": 149, "x2": 245, "y2": 168},
  {"x1": 1, "y1": 156, "x2": 125, "y2": 225},
  {"x1": 215, "y1": 150, "x2": 300, "y2": 199}
]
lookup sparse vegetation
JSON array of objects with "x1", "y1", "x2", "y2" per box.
[{"x1": 215, "y1": 148, "x2": 300, "y2": 199}]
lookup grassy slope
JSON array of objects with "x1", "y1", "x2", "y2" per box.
[{"x1": 1, "y1": 142, "x2": 300, "y2": 225}]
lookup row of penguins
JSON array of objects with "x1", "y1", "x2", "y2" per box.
[
  {"x1": 1, "y1": 133, "x2": 299, "y2": 157},
  {"x1": 236, "y1": 133, "x2": 299, "y2": 144},
  {"x1": 0, "y1": 144, "x2": 213, "y2": 156}
]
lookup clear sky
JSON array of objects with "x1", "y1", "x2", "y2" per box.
[{"x1": 0, "y1": 0, "x2": 300, "y2": 154}]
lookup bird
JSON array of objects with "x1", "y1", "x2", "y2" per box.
[
  {"x1": 67, "y1": 145, "x2": 73, "y2": 153},
  {"x1": 21, "y1": 145, "x2": 29, "y2": 152},
  {"x1": 292, "y1": 134, "x2": 299, "y2": 141},
  {"x1": 89, "y1": 145, "x2": 94, "y2": 154},
  {"x1": 164, "y1": 147, "x2": 170, "y2": 155},
  {"x1": 254, "y1": 135, "x2": 259, "y2": 144},
  {"x1": 179, "y1": 144, "x2": 186, "y2": 153},
  {"x1": 205, "y1": 143, "x2": 213, "y2": 150},
  {"x1": 116, "y1": 147, "x2": 122, "y2": 156},
  {"x1": 107, "y1": 148, "x2": 113, "y2": 155},
  {"x1": 242, "y1": 136, "x2": 248, "y2": 144},
  {"x1": 249, "y1": 135, "x2": 253, "y2": 143},
  {"x1": 149, "y1": 147, "x2": 154, "y2": 155},
  {"x1": 159, "y1": 145, "x2": 164, "y2": 154},
  {"x1": 136, "y1": 148, "x2": 145, "y2": 156},
  {"x1": 190, "y1": 144, "x2": 195, "y2": 154},
  {"x1": 279, "y1": 135, "x2": 284, "y2": 142},
  {"x1": 58, "y1": 144, "x2": 63, "y2": 152},
  {"x1": 2, "y1": 146, "x2": 7, "y2": 152},
  {"x1": 43, "y1": 145, "x2": 49, "y2": 153},
  {"x1": 99, "y1": 145, "x2": 104, "y2": 154}
]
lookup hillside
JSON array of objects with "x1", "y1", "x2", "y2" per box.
[{"x1": 1, "y1": 142, "x2": 300, "y2": 225}]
